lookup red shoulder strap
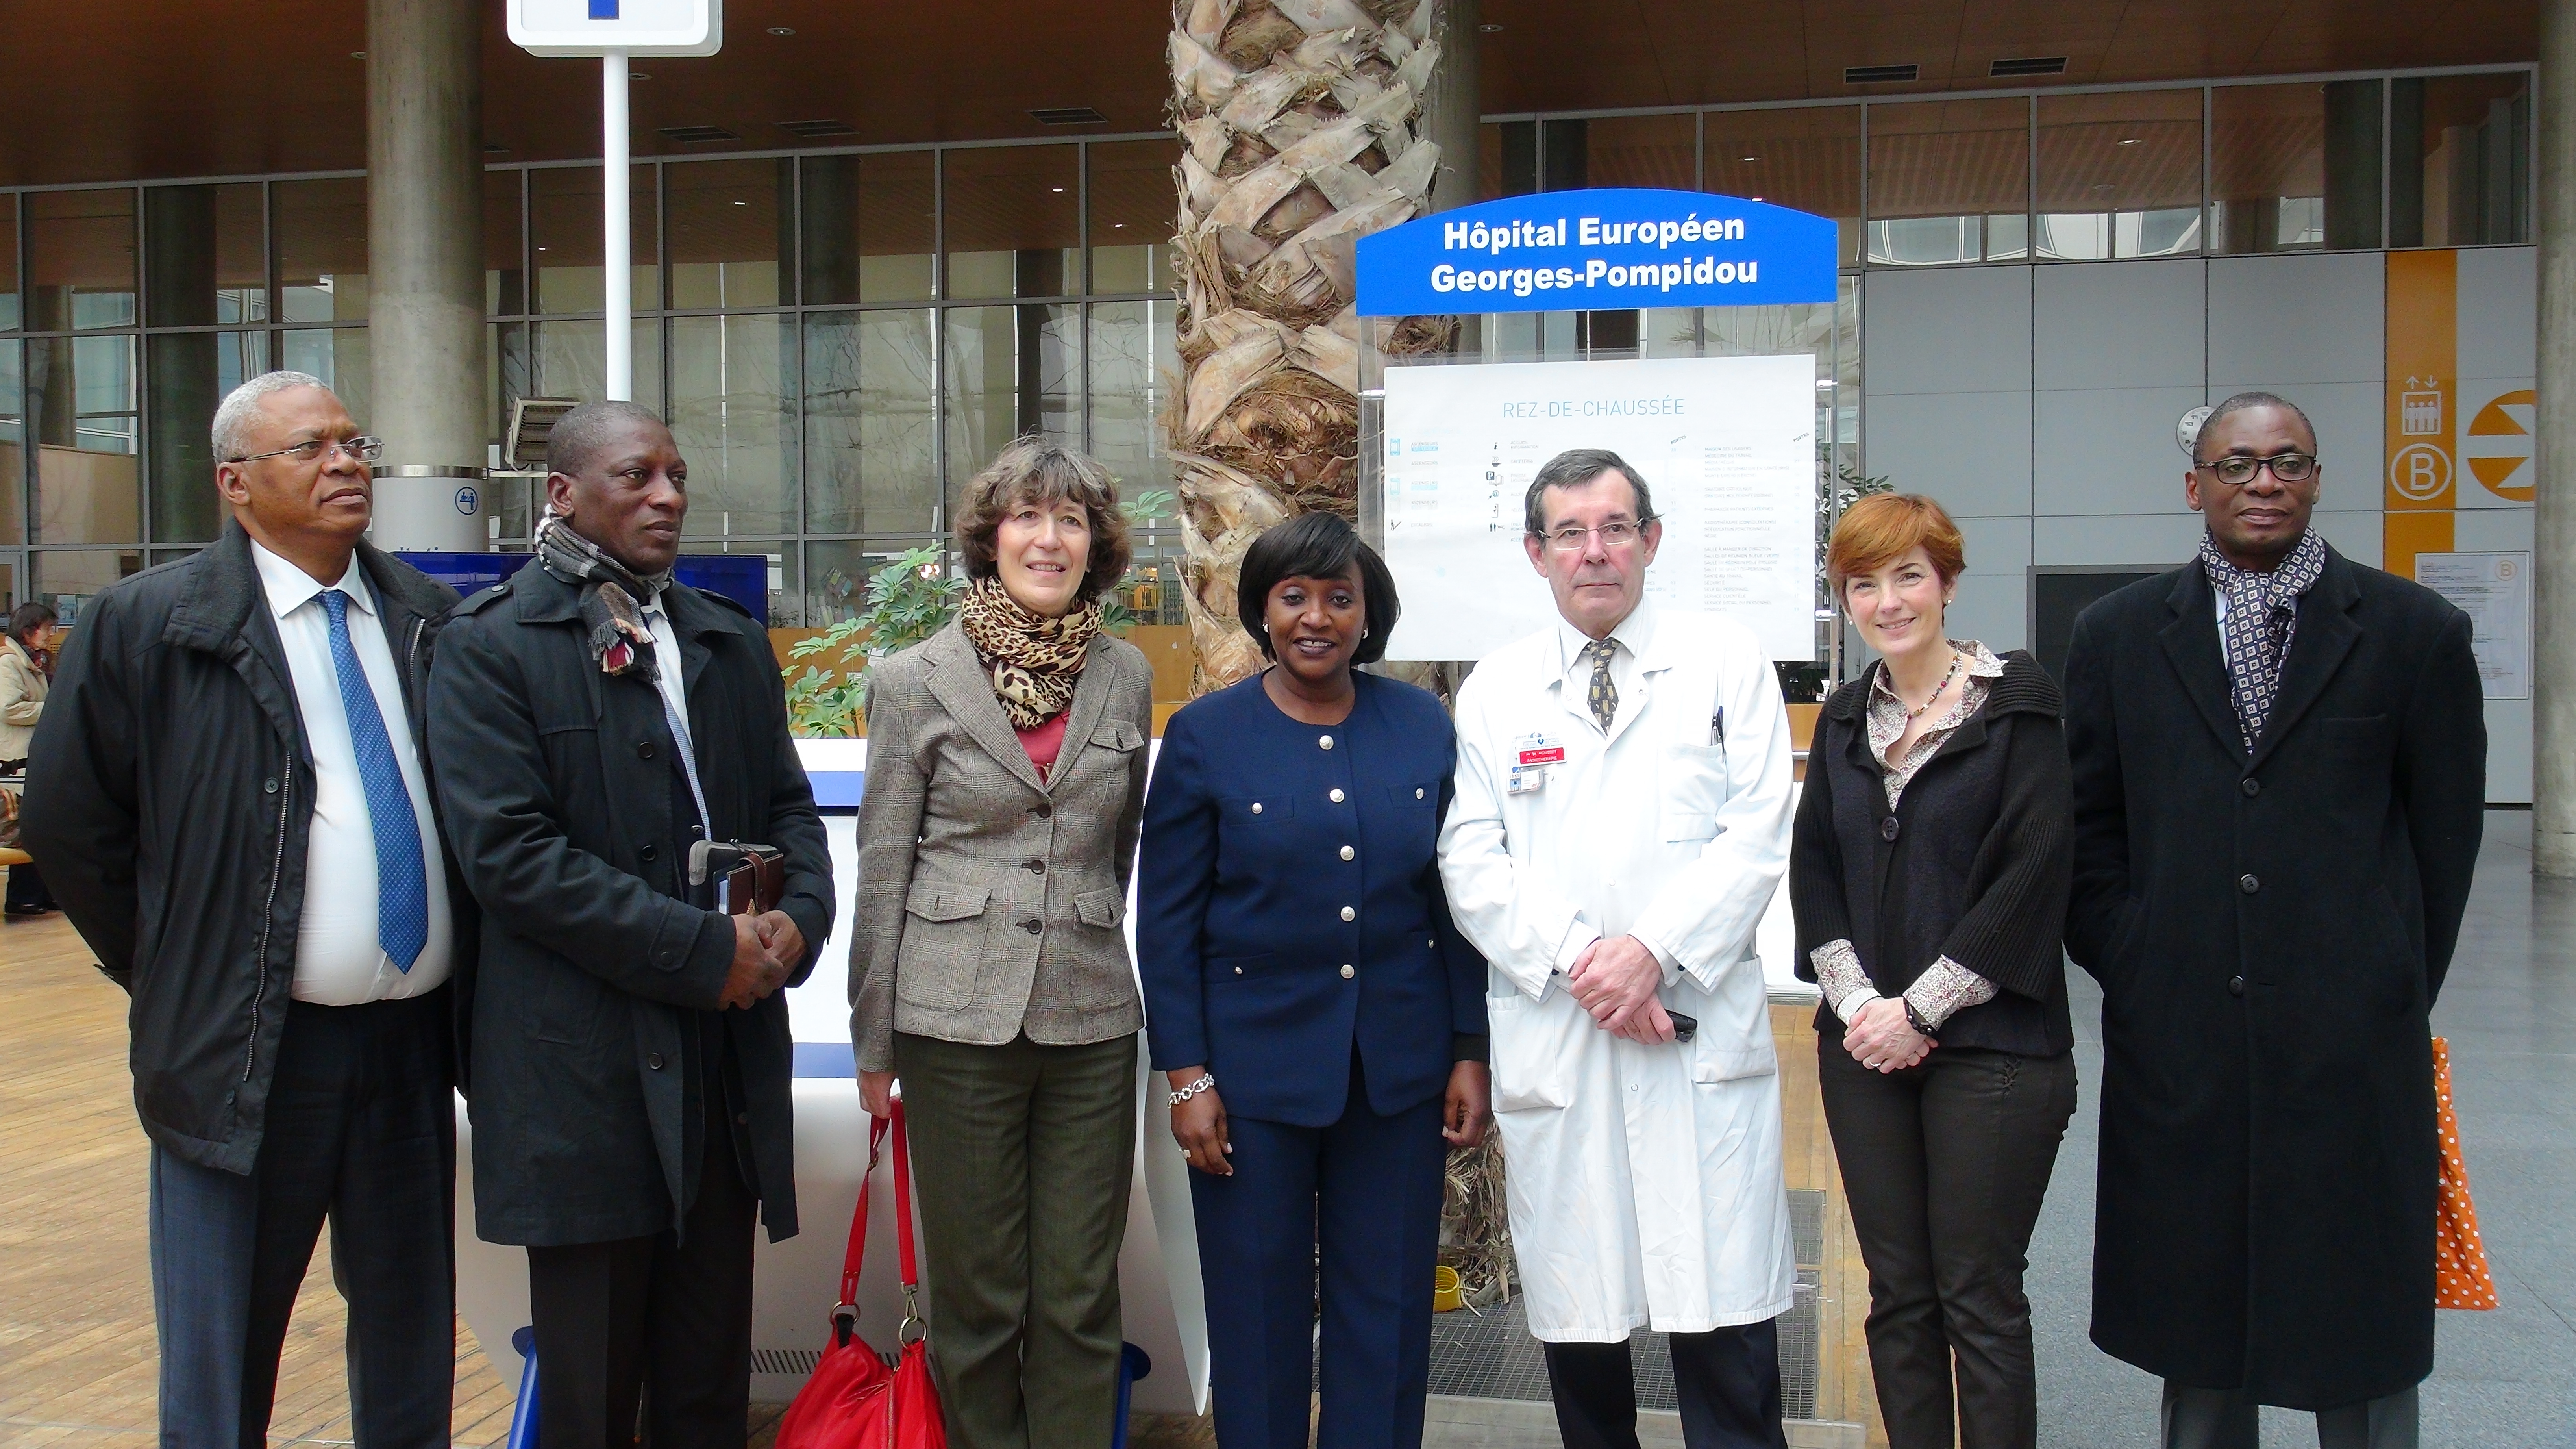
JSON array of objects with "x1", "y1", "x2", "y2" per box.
[
  {"x1": 892, "y1": 1096, "x2": 921, "y2": 1289},
  {"x1": 837, "y1": 1113, "x2": 890, "y2": 1308}
]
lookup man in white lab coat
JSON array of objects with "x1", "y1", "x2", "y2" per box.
[{"x1": 1438, "y1": 448, "x2": 1798, "y2": 1449}]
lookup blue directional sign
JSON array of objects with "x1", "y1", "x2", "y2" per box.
[{"x1": 1356, "y1": 188, "x2": 1838, "y2": 317}]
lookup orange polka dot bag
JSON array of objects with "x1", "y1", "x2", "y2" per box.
[{"x1": 2432, "y1": 1038, "x2": 2499, "y2": 1310}]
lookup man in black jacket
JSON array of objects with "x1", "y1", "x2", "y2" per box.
[
  {"x1": 428, "y1": 401, "x2": 832, "y2": 1449},
  {"x1": 2064, "y1": 392, "x2": 2486, "y2": 1449},
  {"x1": 23, "y1": 371, "x2": 474, "y2": 1449}
]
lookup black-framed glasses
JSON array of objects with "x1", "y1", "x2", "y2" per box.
[
  {"x1": 2193, "y1": 452, "x2": 2316, "y2": 486},
  {"x1": 227, "y1": 435, "x2": 384, "y2": 466},
  {"x1": 1536, "y1": 518, "x2": 1656, "y2": 552}
]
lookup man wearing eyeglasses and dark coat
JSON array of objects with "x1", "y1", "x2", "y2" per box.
[{"x1": 2062, "y1": 391, "x2": 2485, "y2": 1449}]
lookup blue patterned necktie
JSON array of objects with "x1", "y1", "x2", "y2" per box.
[{"x1": 320, "y1": 589, "x2": 430, "y2": 971}]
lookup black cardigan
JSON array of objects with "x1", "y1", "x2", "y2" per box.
[{"x1": 1789, "y1": 650, "x2": 2075, "y2": 1057}]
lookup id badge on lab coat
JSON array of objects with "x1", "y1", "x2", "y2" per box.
[{"x1": 1508, "y1": 731, "x2": 1564, "y2": 795}]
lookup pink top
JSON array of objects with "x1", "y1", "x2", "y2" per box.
[{"x1": 1017, "y1": 713, "x2": 1069, "y2": 782}]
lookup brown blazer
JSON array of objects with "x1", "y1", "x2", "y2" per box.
[{"x1": 849, "y1": 620, "x2": 1155, "y2": 1073}]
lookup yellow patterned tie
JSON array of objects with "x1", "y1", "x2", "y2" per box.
[{"x1": 1584, "y1": 638, "x2": 1618, "y2": 732}]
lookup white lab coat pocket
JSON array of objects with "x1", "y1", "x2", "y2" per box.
[
  {"x1": 1658, "y1": 743, "x2": 1730, "y2": 842},
  {"x1": 1675, "y1": 966, "x2": 1778, "y2": 1084},
  {"x1": 1487, "y1": 990, "x2": 1580, "y2": 1112}
]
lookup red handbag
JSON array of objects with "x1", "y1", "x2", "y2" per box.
[{"x1": 775, "y1": 1099, "x2": 947, "y2": 1449}]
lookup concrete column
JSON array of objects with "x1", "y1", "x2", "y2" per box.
[
  {"x1": 365, "y1": 0, "x2": 487, "y2": 552},
  {"x1": 2538, "y1": 0, "x2": 2576, "y2": 876},
  {"x1": 1422, "y1": 0, "x2": 1480, "y2": 213}
]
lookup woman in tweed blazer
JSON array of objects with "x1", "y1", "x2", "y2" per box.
[{"x1": 849, "y1": 437, "x2": 1155, "y2": 1449}]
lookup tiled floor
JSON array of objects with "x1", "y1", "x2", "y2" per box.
[{"x1": 6, "y1": 808, "x2": 2567, "y2": 1448}]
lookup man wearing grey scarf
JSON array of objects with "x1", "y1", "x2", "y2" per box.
[
  {"x1": 429, "y1": 401, "x2": 834, "y2": 1449},
  {"x1": 2062, "y1": 392, "x2": 2486, "y2": 1449}
]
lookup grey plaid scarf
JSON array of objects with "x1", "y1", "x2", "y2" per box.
[
  {"x1": 2198, "y1": 528, "x2": 2326, "y2": 751},
  {"x1": 535, "y1": 511, "x2": 675, "y2": 680}
]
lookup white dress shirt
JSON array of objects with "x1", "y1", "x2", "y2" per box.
[
  {"x1": 251, "y1": 541, "x2": 452, "y2": 1004},
  {"x1": 638, "y1": 592, "x2": 707, "y2": 834}
]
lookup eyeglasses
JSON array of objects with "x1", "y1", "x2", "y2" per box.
[
  {"x1": 2193, "y1": 452, "x2": 2316, "y2": 486},
  {"x1": 1535, "y1": 518, "x2": 1655, "y2": 552},
  {"x1": 227, "y1": 435, "x2": 384, "y2": 466}
]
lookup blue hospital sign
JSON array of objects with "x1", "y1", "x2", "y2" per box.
[
  {"x1": 507, "y1": 0, "x2": 721, "y2": 56},
  {"x1": 1355, "y1": 188, "x2": 1838, "y2": 317}
]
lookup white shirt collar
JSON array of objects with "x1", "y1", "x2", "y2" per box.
[
  {"x1": 1553, "y1": 595, "x2": 1657, "y2": 674},
  {"x1": 248, "y1": 537, "x2": 372, "y2": 619}
]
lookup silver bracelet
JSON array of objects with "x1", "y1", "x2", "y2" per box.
[{"x1": 1168, "y1": 1073, "x2": 1216, "y2": 1107}]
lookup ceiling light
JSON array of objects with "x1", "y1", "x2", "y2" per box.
[
  {"x1": 1028, "y1": 106, "x2": 1109, "y2": 126},
  {"x1": 350, "y1": 51, "x2": 365, "y2": 60},
  {"x1": 1741, "y1": 156, "x2": 1758, "y2": 163},
  {"x1": 767, "y1": 26, "x2": 794, "y2": 35},
  {"x1": 1480, "y1": 22, "x2": 1503, "y2": 31},
  {"x1": 733, "y1": 200, "x2": 747, "y2": 206},
  {"x1": 1051, "y1": 186, "x2": 1066, "y2": 193},
  {"x1": 1113, "y1": 222, "x2": 1126, "y2": 228},
  {"x1": 2119, "y1": 137, "x2": 2141, "y2": 145},
  {"x1": 1750, "y1": 195, "x2": 1764, "y2": 201},
  {"x1": 631, "y1": 70, "x2": 651, "y2": 80}
]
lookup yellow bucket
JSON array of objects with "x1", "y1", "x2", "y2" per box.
[{"x1": 1432, "y1": 1265, "x2": 1464, "y2": 1313}]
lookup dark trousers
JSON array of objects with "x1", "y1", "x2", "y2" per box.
[
  {"x1": 895, "y1": 1030, "x2": 1138, "y2": 1449},
  {"x1": 1543, "y1": 1321, "x2": 1790, "y2": 1449},
  {"x1": 7, "y1": 860, "x2": 53, "y2": 910},
  {"x1": 148, "y1": 992, "x2": 456, "y2": 1449},
  {"x1": 1190, "y1": 1054, "x2": 1449, "y2": 1449},
  {"x1": 526, "y1": 1084, "x2": 757, "y2": 1449},
  {"x1": 2161, "y1": 1382, "x2": 2419, "y2": 1449},
  {"x1": 1817, "y1": 1038, "x2": 2078, "y2": 1449}
]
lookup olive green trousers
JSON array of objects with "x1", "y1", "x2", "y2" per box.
[{"x1": 893, "y1": 1031, "x2": 1138, "y2": 1449}]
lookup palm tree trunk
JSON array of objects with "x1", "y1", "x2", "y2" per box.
[{"x1": 1164, "y1": 0, "x2": 1456, "y2": 689}]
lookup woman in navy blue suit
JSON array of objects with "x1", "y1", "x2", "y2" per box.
[{"x1": 1139, "y1": 512, "x2": 1492, "y2": 1449}]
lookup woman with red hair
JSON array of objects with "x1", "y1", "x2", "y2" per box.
[{"x1": 1788, "y1": 493, "x2": 2078, "y2": 1449}]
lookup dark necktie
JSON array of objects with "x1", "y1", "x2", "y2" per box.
[{"x1": 1584, "y1": 638, "x2": 1618, "y2": 732}]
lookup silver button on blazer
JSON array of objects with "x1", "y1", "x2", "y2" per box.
[{"x1": 849, "y1": 619, "x2": 1157, "y2": 1073}]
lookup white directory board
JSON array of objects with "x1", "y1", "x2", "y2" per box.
[
  {"x1": 2414, "y1": 551, "x2": 2531, "y2": 699},
  {"x1": 1380, "y1": 354, "x2": 1817, "y2": 662}
]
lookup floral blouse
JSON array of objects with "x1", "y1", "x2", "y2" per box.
[{"x1": 1810, "y1": 641, "x2": 2008, "y2": 1032}]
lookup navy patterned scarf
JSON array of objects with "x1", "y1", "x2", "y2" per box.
[{"x1": 2198, "y1": 528, "x2": 2326, "y2": 751}]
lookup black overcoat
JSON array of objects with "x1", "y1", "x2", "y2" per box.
[
  {"x1": 2062, "y1": 545, "x2": 2485, "y2": 1409},
  {"x1": 428, "y1": 558, "x2": 834, "y2": 1247}
]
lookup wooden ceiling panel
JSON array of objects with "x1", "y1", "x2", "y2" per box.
[{"x1": 0, "y1": 1, "x2": 2539, "y2": 190}]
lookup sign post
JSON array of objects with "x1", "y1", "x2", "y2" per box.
[{"x1": 506, "y1": 0, "x2": 724, "y2": 402}]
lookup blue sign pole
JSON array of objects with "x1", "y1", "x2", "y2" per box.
[{"x1": 1355, "y1": 187, "x2": 1838, "y2": 317}]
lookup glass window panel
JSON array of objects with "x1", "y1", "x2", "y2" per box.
[
  {"x1": 28, "y1": 189, "x2": 138, "y2": 331},
  {"x1": 487, "y1": 169, "x2": 526, "y2": 316},
  {"x1": 2391, "y1": 72, "x2": 2530, "y2": 248},
  {"x1": 1567, "y1": 113, "x2": 1697, "y2": 189},
  {"x1": 0, "y1": 194, "x2": 18, "y2": 331},
  {"x1": 2211, "y1": 80, "x2": 2383, "y2": 254},
  {"x1": 145, "y1": 184, "x2": 267, "y2": 327},
  {"x1": 1089, "y1": 140, "x2": 1177, "y2": 296},
  {"x1": 669, "y1": 313, "x2": 796, "y2": 537},
  {"x1": 278, "y1": 328, "x2": 372, "y2": 439},
  {"x1": 28, "y1": 335, "x2": 139, "y2": 543},
  {"x1": 0, "y1": 558, "x2": 14, "y2": 610},
  {"x1": 1086, "y1": 300, "x2": 1177, "y2": 500},
  {"x1": 33, "y1": 548, "x2": 142, "y2": 625},
  {"x1": 1865, "y1": 99, "x2": 2029, "y2": 266},
  {"x1": 1483, "y1": 122, "x2": 1518, "y2": 200},
  {"x1": 944, "y1": 304, "x2": 1075, "y2": 499},
  {"x1": 0, "y1": 340, "x2": 23, "y2": 543},
  {"x1": 667, "y1": 158, "x2": 790, "y2": 310},
  {"x1": 805, "y1": 539, "x2": 947, "y2": 626},
  {"x1": 274, "y1": 178, "x2": 369, "y2": 323},
  {"x1": 1706, "y1": 106, "x2": 1862, "y2": 268},
  {"x1": 943, "y1": 147, "x2": 1081, "y2": 300},
  {"x1": 803, "y1": 309, "x2": 937, "y2": 535},
  {"x1": 2037, "y1": 90, "x2": 2202, "y2": 261},
  {"x1": 532, "y1": 165, "x2": 659, "y2": 314},
  {"x1": 532, "y1": 317, "x2": 664, "y2": 414},
  {"x1": 799, "y1": 152, "x2": 937, "y2": 306},
  {"x1": 147, "y1": 330, "x2": 266, "y2": 544}
]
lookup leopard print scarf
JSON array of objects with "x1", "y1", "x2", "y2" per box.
[{"x1": 956, "y1": 576, "x2": 1101, "y2": 730}]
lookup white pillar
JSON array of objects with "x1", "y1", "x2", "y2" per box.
[
  {"x1": 2537, "y1": 0, "x2": 2576, "y2": 876},
  {"x1": 365, "y1": 0, "x2": 487, "y2": 551},
  {"x1": 603, "y1": 52, "x2": 633, "y2": 403}
]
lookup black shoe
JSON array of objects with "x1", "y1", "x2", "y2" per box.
[{"x1": 4, "y1": 903, "x2": 54, "y2": 918}]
